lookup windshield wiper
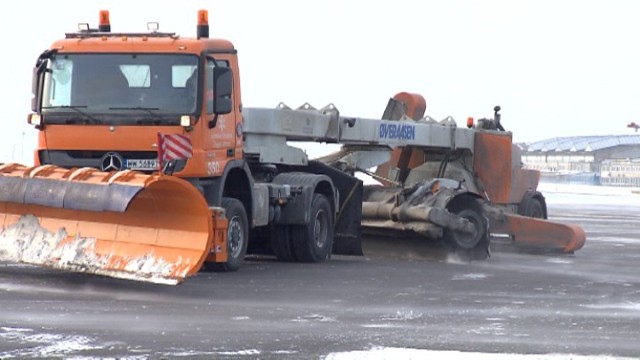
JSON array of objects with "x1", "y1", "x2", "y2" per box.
[
  {"x1": 109, "y1": 106, "x2": 178, "y2": 126},
  {"x1": 42, "y1": 105, "x2": 102, "y2": 124},
  {"x1": 110, "y1": 106, "x2": 163, "y2": 118}
]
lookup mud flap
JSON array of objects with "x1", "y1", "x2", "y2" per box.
[{"x1": 0, "y1": 164, "x2": 213, "y2": 285}]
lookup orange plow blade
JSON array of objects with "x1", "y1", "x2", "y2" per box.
[
  {"x1": 0, "y1": 164, "x2": 213, "y2": 285},
  {"x1": 490, "y1": 213, "x2": 586, "y2": 253}
]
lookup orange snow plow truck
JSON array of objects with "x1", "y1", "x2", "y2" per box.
[{"x1": 0, "y1": 10, "x2": 585, "y2": 284}]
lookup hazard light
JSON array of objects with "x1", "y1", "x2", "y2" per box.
[
  {"x1": 98, "y1": 10, "x2": 111, "y2": 32},
  {"x1": 197, "y1": 10, "x2": 209, "y2": 39},
  {"x1": 466, "y1": 117, "x2": 474, "y2": 128}
]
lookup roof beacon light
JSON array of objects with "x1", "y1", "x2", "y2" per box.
[
  {"x1": 99, "y1": 10, "x2": 111, "y2": 32},
  {"x1": 197, "y1": 9, "x2": 209, "y2": 39},
  {"x1": 466, "y1": 117, "x2": 474, "y2": 128}
]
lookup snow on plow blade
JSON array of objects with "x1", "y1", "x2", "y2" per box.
[{"x1": 0, "y1": 164, "x2": 212, "y2": 285}]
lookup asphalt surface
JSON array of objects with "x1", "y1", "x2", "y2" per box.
[{"x1": 0, "y1": 184, "x2": 639, "y2": 359}]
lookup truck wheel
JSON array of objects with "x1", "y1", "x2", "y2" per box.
[
  {"x1": 444, "y1": 206, "x2": 490, "y2": 260},
  {"x1": 292, "y1": 194, "x2": 334, "y2": 263},
  {"x1": 207, "y1": 197, "x2": 248, "y2": 272},
  {"x1": 271, "y1": 225, "x2": 297, "y2": 262},
  {"x1": 519, "y1": 196, "x2": 546, "y2": 219}
]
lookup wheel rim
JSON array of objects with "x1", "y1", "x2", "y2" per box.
[
  {"x1": 313, "y1": 209, "x2": 329, "y2": 249},
  {"x1": 227, "y1": 215, "x2": 244, "y2": 258},
  {"x1": 453, "y1": 215, "x2": 481, "y2": 249}
]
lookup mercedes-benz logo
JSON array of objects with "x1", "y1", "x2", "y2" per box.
[{"x1": 100, "y1": 152, "x2": 124, "y2": 171}]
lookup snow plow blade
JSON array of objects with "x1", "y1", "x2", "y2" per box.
[
  {"x1": 489, "y1": 212, "x2": 586, "y2": 253},
  {"x1": 0, "y1": 164, "x2": 213, "y2": 285}
]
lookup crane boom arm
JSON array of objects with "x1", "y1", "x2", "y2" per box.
[{"x1": 242, "y1": 106, "x2": 480, "y2": 167}]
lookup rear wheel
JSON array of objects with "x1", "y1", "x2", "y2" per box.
[
  {"x1": 444, "y1": 198, "x2": 490, "y2": 260},
  {"x1": 271, "y1": 224, "x2": 297, "y2": 262},
  {"x1": 292, "y1": 194, "x2": 334, "y2": 263},
  {"x1": 206, "y1": 197, "x2": 248, "y2": 272},
  {"x1": 519, "y1": 194, "x2": 546, "y2": 219}
]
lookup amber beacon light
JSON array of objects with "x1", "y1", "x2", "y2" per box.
[
  {"x1": 98, "y1": 10, "x2": 111, "y2": 32},
  {"x1": 197, "y1": 10, "x2": 209, "y2": 39}
]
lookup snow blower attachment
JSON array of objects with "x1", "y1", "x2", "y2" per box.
[
  {"x1": 323, "y1": 92, "x2": 585, "y2": 260},
  {"x1": 0, "y1": 164, "x2": 221, "y2": 285},
  {"x1": 361, "y1": 180, "x2": 491, "y2": 260}
]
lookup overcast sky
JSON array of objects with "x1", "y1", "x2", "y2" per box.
[{"x1": 2, "y1": 0, "x2": 639, "y2": 164}]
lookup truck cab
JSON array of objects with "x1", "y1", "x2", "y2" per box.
[{"x1": 30, "y1": 10, "x2": 241, "y2": 180}]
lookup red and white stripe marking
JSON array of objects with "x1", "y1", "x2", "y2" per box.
[{"x1": 159, "y1": 134, "x2": 193, "y2": 163}]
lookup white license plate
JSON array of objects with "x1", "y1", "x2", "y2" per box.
[{"x1": 125, "y1": 159, "x2": 159, "y2": 170}]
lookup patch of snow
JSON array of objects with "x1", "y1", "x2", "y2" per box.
[
  {"x1": 215, "y1": 349, "x2": 261, "y2": 356},
  {"x1": 588, "y1": 237, "x2": 640, "y2": 245},
  {"x1": 325, "y1": 347, "x2": 635, "y2": 360},
  {"x1": 468, "y1": 322, "x2": 506, "y2": 336},
  {"x1": 161, "y1": 350, "x2": 219, "y2": 357},
  {"x1": 0, "y1": 326, "x2": 103, "y2": 359},
  {"x1": 544, "y1": 258, "x2": 574, "y2": 264},
  {"x1": 360, "y1": 324, "x2": 401, "y2": 329},
  {"x1": 68, "y1": 357, "x2": 148, "y2": 360},
  {"x1": 452, "y1": 273, "x2": 489, "y2": 280},
  {"x1": 538, "y1": 183, "x2": 640, "y2": 207},
  {"x1": 538, "y1": 183, "x2": 632, "y2": 196},
  {"x1": 381, "y1": 310, "x2": 423, "y2": 321},
  {"x1": 445, "y1": 253, "x2": 471, "y2": 264},
  {"x1": 581, "y1": 302, "x2": 640, "y2": 312},
  {"x1": 292, "y1": 314, "x2": 337, "y2": 322}
]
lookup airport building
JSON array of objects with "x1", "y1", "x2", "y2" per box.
[{"x1": 520, "y1": 135, "x2": 640, "y2": 186}]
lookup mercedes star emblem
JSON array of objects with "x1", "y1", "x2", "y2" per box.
[{"x1": 100, "y1": 152, "x2": 124, "y2": 171}]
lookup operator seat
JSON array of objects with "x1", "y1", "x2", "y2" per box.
[
  {"x1": 74, "y1": 66, "x2": 130, "y2": 107},
  {"x1": 100, "y1": 67, "x2": 130, "y2": 105},
  {"x1": 182, "y1": 71, "x2": 198, "y2": 112}
]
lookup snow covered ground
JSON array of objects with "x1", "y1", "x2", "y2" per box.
[
  {"x1": 328, "y1": 176, "x2": 639, "y2": 360},
  {"x1": 538, "y1": 182, "x2": 640, "y2": 207},
  {"x1": 1, "y1": 182, "x2": 638, "y2": 359},
  {"x1": 326, "y1": 347, "x2": 635, "y2": 360}
]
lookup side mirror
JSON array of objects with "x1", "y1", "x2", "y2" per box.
[
  {"x1": 212, "y1": 67, "x2": 232, "y2": 115},
  {"x1": 31, "y1": 67, "x2": 39, "y2": 112},
  {"x1": 31, "y1": 50, "x2": 54, "y2": 112},
  {"x1": 31, "y1": 62, "x2": 47, "y2": 112}
]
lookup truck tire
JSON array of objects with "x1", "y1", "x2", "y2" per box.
[
  {"x1": 271, "y1": 225, "x2": 297, "y2": 262},
  {"x1": 444, "y1": 203, "x2": 490, "y2": 261},
  {"x1": 519, "y1": 195, "x2": 546, "y2": 219},
  {"x1": 207, "y1": 197, "x2": 249, "y2": 272},
  {"x1": 291, "y1": 193, "x2": 334, "y2": 263}
]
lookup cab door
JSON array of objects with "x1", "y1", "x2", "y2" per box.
[{"x1": 202, "y1": 56, "x2": 238, "y2": 177}]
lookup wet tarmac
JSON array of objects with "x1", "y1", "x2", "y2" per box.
[{"x1": 0, "y1": 184, "x2": 639, "y2": 359}]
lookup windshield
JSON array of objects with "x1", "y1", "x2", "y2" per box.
[{"x1": 41, "y1": 53, "x2": 198, "y2": 125}]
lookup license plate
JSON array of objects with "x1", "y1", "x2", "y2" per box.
[{"x1": 125, "y1": 159, "x2": 159, "y2": 171}]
